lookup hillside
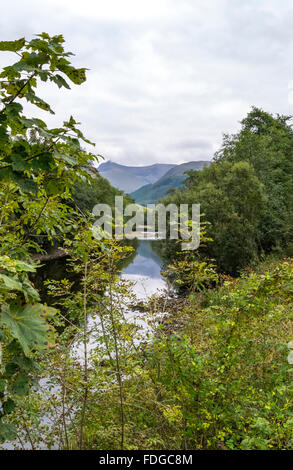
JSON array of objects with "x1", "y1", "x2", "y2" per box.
[
  {"x1": 98, "y1": 161, "x2": 176, "y2": 193},
  {"x1": 131, "y1": 161, "x2": 209, "y2": 204}
]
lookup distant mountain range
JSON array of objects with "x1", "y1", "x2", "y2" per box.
[
  {"x1": 130, "y1": 161, "x2": 209, "y2": 204},
  {"x1": 98, "y1": 160, "x2": 210, "y2": 205},
  {"x1": 98, "y1": 161, "x2": 176, "y2": 193}
]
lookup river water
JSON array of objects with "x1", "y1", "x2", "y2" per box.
[{"x1": 122, "y1": 239, "x2": 167, "y2": 298}]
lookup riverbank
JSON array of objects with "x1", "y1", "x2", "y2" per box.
[{"x1": 3, "y1": 254, "x2": 292, "y2": 450}]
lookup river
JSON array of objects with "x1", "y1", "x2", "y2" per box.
[{"x1": 122, "y1": 239, "x2": 167, "y2": 298}]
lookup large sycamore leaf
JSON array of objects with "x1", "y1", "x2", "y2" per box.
[
  {"x1": 0, "y1": 38, "x2": 25, "y2": 52},
  {"x1": 0, "y1": 273, "x2": 23, "y2": 291},
  {"x1": 66, "y1": 67, "x2": 87, "y2": 85},
  {"x1": 0, "y1": 303, "x2": 56, "y2": 356},
  {"x1": 58, "y1": 64, "x2": 87, "y2": 85}
]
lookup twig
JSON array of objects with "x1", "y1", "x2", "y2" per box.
[{"x1": 79, "y1": 261, "x2": 89, "y2": 449}]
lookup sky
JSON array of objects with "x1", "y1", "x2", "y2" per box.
[{"x1": 1, "y1": 0, "x2": 293, "y2": 166}]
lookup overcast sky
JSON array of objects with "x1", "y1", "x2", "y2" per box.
[{"x1": 1, "y1": 0, "x2": 293, "y2": 165}]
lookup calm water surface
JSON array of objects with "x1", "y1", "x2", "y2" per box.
[{"x1": 122, "y1": 239, "x2": 167, "y2": 298}]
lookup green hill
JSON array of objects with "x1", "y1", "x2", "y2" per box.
[{"x1": 130, "y1": 161, "x2": 209, "y2": 204}]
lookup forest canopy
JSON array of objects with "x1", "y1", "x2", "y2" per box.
[{"x1": 161, "y1": 107, "x2": 293, "y2": 274}]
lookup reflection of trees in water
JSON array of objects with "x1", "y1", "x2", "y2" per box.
[
  {"x1": 123, "y1": 241, "x2": 162, "y2": 278},
  {"x1": 33, "y1": 239, "x2": 139, "y2": 303},
  {"x1": 150, "y1": 239, "x2": 177, "y2": 267},
  {"x1": 32, "y1": 239, "x2": 169, "y2": 304},
  {"x1": 117, "y1": 239, "x2": 138, "y2": 271},
  {"x1": 138, "y1": 240, "x2": 163, "y2": 266},
  {"x1": 120, "y1": 240, "x2": 165, "y2": 275}
]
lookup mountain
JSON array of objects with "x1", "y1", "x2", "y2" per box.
[
  {"x1": 98, "y1": 161, "x2": 176, "y2": 193},
  {"x1": 130, "y1": 161, "x2": 209, "y2": 204}
]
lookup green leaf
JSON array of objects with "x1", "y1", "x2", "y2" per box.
[
  {"x1": 20, "y1": 278, "x2": 40, "y2": 302},
  {"x1": 0, "y1": 38, "x2": 25, "y2": 52},
  {"x1": 66, "y1": 67, "x2": 87, "y2": 84},
  {"x1": 54, "y1": 150, "x2": 78, "y2": 166},
  {"x1": 11, "y1": 373, "x2": 30, "y2": 395},
  {"x1": 19, "y1": 117, "x2": 46, "y2": 129},
  {"x1": 44, "y1": 179, "x2": 66, "y2": 196},
  {"x1": 14, "y1": 260, "x2": 37, "y2": 273},
  {"x1": 50, "y1": 74, "x2": 71, "y2": 89},
  {"x1": 0, "y1": 126, "x2": 10, "y2": 146},
  {"x1": 30, "y1": 153, "x2": 54, "y2": 172},
  {"x1": 11, "y1": 154, "x2": 31, "y2": 172},
  {"x1": 0, "y1": 303, "x2": 56, "y2": 356},
  {"x1": 0, "y1": 379, "x2": 5, "y2": 394},
  {"x1": 13, "y1": 355, "x2": 36, "y2": 371},
  {"x1": 0, "y1": 273, "x2": 23, "y2": 292},
  {"x1": 58, "y1": 64, "x2": 87, "y2": 85},
  {"x1": 0, "y1": 420, "x2": 17, "y2": 441},
  {"x1": 4, "y1": 363, "x2": 19, "y2": 378},
  {"x1": 10, "y1": 173, "x2": 38, "y2": 193},
  {"x1": 25, "y1": 92, "x2": 54, "y2": 114},
  {"x1": 6, "y1": 102, "x2": 23, "y2": 118},
  {"x1": 3, "y1": 398, "x2": 15, "y2": 414}
]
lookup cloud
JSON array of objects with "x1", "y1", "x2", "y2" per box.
[
  {"x1": 0, "y1": 0, "x2": 292, "y2": 165},
  {"x1": 172, "y1": 139, "x2": 212, "y2": 150}
]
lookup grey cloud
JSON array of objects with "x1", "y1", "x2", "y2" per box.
[
  {"x1": 171, "y1": 140, "x2": 212, "y2": 150},
  {"x1": 0, "y1": 0, "x2": 292, "y2": 166}
]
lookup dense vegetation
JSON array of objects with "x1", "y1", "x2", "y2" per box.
[
  {"x1": 79, "y1": 258, "x2": 293, "y2": 450},
  {"x1": 161, "y1": 108, "x2": 293, "y2": 274},
  {"x1": 0, "y1": 33, "x2": 100, "y2": 442},
  {"x1": 2, "y1": 255, "x2": 292, "y2": 450},
  {"x1": 0, "y1": 34, "x2": 292, "y2": 451}
]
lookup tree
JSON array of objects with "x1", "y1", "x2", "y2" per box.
[
  {"x1": 161, "y1": 107, "x2": 293, "y2": 275},
  {"x1": 0, "y1": 33, "x2": 97, "y2": 440},
  {"x1": 215, "y1": 107, "x2": 293, "y2": 252}
]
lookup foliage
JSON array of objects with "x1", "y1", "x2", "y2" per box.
[
  {"x1": 4, "y1": 256, "x2": 292, "y2": 450},
  {"x1": 161, "y1": 108, "x2": 293, "y2": 274},
  {"x1": 83, "y1": 257, "x2": 293, "y2": 450},
  {"x1": 164, "y1": 258, "x2": 218, "y2": 293},
  {"x1": 162, "y1": 234, "x2": 219, "y2": 294},
  {"x1": 0, "y1": 33, "x2": 98, "y2": 441},
  {"x1": 0, "y1": 232, "x2": 139, "y2": 450},
  {"x1": 215, "y1": 107, "x2": 293, "y2": 253}
]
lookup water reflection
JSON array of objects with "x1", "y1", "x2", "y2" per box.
[{"x1": 122, "y1": 240, "x2": 167, "y2": 299}]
